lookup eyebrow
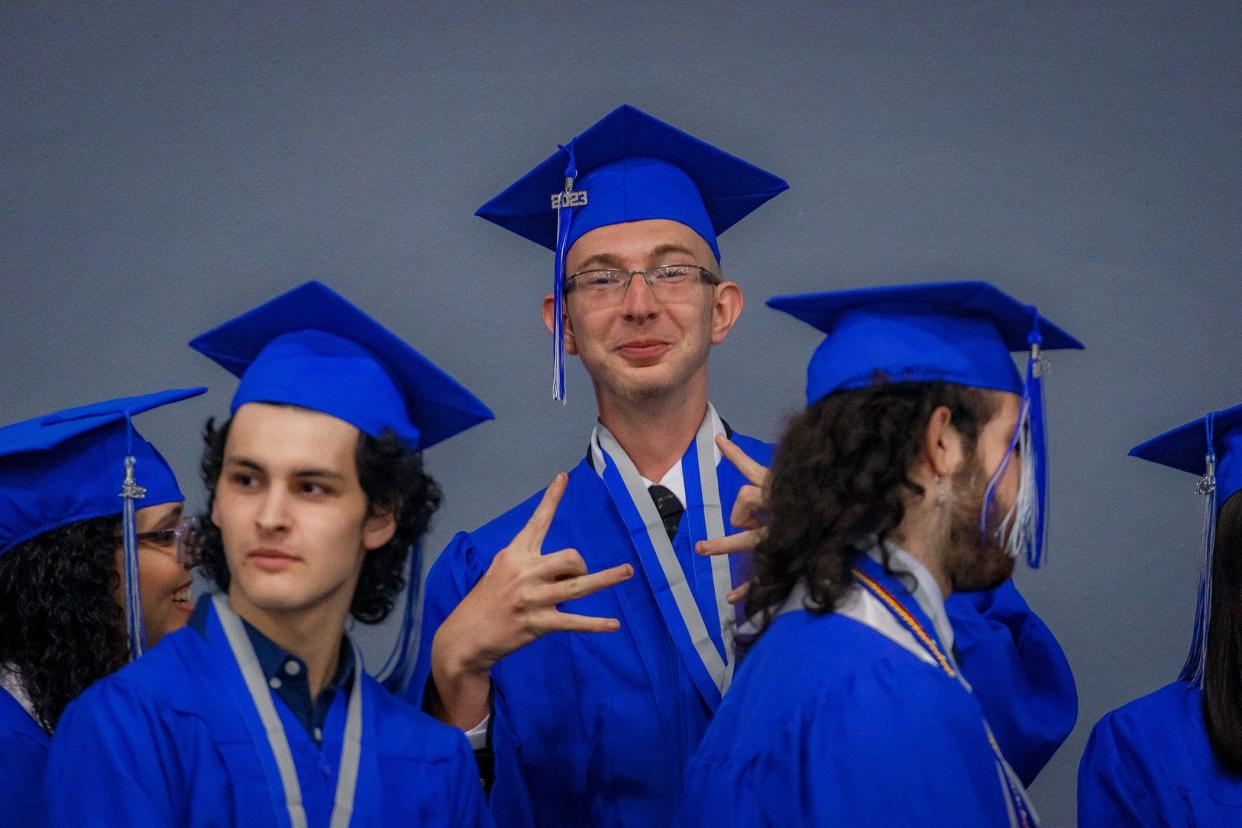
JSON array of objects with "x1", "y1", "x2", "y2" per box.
[
  {"x1": 573, "y1": 243, "x2": 703, "y2": 272},
  {"x1": 153, "y1": 505, "x2": 183, "y2": 531},
  {"x1": 223, "y1": 456, "x2": 347, "y2": 482}
]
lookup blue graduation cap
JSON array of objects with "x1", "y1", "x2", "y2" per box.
[
  {"x1": 477, "y1": 104, "x2": 789, "y2": 400},
  {"x1": 1129, "y1": 403, "x2": 1242, "y2": 687},
  {"x1": 189, "y1": 280, "x2": 493, "y2": 450},
  {"x1": 767, "y1": 280, "x2": 1085, "y2": 569},
  {"x1": 0, "y1": 387, "x2": 207, "y2": 659}
]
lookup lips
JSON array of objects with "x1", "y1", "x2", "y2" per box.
[
  {"x1": 172, "y1": 581, "x2": 193, "y2": 612},
  {"x1": 616, "y1": 339, "x2": 671, "y2": 361},
  {"x1": 246, "y1": 548, "x2": 300, "y2": 573}
]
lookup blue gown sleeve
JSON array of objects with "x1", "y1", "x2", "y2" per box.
[
  {"x1": 0, "y1": 711, "x2": 48, "y2": 825},
  {"x1": 1077, "y1": 710, "x2": 1160, "y2": 827},
  {"x1": 45, "y1": 678, "x2": 180, "y2": 826},
  {"x1": 947, "y1": 579, "x2": 1077, "y2": 784},
  {"x1": 406, "y1": 531, "x2": 485, "y2": 708}
]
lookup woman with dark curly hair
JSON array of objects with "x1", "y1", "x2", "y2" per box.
[
  {"x1": 47, "y1": 281, "x2": 495, "y2": 827},
  {"x1": 0, "y1": 387, "x2": 204, "y2": 824},
  {"x1": 1079, "y1": 403, "x2": 1242, "y2": 824},
  {"x1": 685, "y1": 281, "x2": 1083, "y2": 827}
]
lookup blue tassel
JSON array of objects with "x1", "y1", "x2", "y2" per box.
[
  {"x1": 1180, "y1": 413, "x2": 1217, "y2": 687},
  {"x1": 379, "y1": 542, "x2": 423, "y2": 694},
  {"x1": 120, "y1": 451, "x2": 147, "y2": 660},
  {"x1": 550, "y1": 142, "x2": 579, "y2": 403}
]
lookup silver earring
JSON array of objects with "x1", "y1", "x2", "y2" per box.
[{"x1": 934, "y1": 475, "x2": 946, "y2": 508}]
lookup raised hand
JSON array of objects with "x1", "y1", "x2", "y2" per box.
[
  {"x1": 695, "y1": 436, "x2": 770, "y2": 604},
  {"x1": 431, "y1": 473, "x2": 634, "y2": 728}
]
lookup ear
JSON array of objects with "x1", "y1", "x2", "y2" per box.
[
  {"x1": 541, "y1": 291, "x2": 578, "y2": 355},
  {"x1": 922, "y1": 405, "x2": 965, "y2": 478},
  {"x1": 709, "y1": 280, "x2": 744, "y2": 345},
  {"x1": 362, "y1": 502, "x2": 398, "y2": 552}
]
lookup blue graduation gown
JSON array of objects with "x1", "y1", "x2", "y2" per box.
[
  {"x1": 46, "y1": 598, "x2": 491, "y2": 828},
  {"x1": 1078, "y1": 681, "x2": 1242, "y2": 825},
  {"x1": 0, "y1": 685, "x2": 48, "y2": 825},
  {"x1": 683, "y1": 558, "x2": 1024, "y2": 827},
  {"x1": 414, "y1": 428, "x2": 1073, "y2": 826}
]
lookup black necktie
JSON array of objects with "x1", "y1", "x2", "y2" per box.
[{"x1": 648, "y1": 484, "x2": 685, "y2": 541}]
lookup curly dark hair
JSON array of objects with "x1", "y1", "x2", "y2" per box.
[
  {"x1": 0, "y1": 516, "x2": 127, "y2": 731},
  {"x1": 194, "y1": 412, "x2": 441, "y2": 624},
  {"x1": 742, "y1": 381, "x2": 998, "y2": 650}
]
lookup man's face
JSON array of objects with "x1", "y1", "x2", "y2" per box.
[
  {"x1": 211, "y1": 403, "x2": 394, "y2": 619},
  {"x1": 944, "y1": 391, "x2": 1022, "y2": 592},
  {"x1": 548, "y1": 219, "x2": 742, "y2": 406}
]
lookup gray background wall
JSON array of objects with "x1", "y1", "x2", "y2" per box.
[{"x1": 3, "y1": 3, "x2": 1239, "y2": 823}]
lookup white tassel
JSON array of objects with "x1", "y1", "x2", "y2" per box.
[{"x1": 992, "y1": 398, "x2": 1038, "y2": 561}]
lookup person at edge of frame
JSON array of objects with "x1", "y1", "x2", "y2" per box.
[
  {"x1": 0, "y1": 387, "x2": 205, "y2": 825},
  {"x1": 684, "y1": 280, "x2": 1083, "y2": 826},
  {"x1": 410, "y1": 104, "x2": 1079, "y2": 826},
  {"x1": 45, "y1": 281, "x2": 496, "y2": 827},
  {"x1": 1079, "y1": 402, "x2": 1242, "y2": 825}
]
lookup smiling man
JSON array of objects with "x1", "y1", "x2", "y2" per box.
[
  {"x1": 413, "y1": 108, "x2": 1077, "y2": 826},
  {"x1": 46, "y1": 281, "x2": 495, "y2": 827}
]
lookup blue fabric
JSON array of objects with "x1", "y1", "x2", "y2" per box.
[
  {"x1": 189, "y1": 280, "x2": 493, "y2": 450},
  {"x1": 683, "y1": 555, "x2": 1017, "y2": 827},
  {"x1": 1130, "y1": 401, "x2": 1242, "y2": 513},
  {"x1": 186, "y1": 598, "x2": 354, "y2": 744},
  {"x1": 0, "y1": 388, "x2": 205, "y2": 556},
  {"x1": 947, "y1": 581, "x2": 1077, "y2": 786},
  {"x1": 475, "y1": 104, "x2": 788, "y2": 260},
  {"x1": 412, "y1": 429, "x2": 1074, "y2": 826},
  {"x1": 0, "y1": 688, "x2": 48, "y2": 825},
  {"x1": 765, "y1": 280, "x2": 1083, "y2": 406},
  {"x1": 46, "y1": 597, "x2": 491, "y2": 828},
  {"x1": 1079, "y1": 681, "x2": 1242, "y2": 826}
]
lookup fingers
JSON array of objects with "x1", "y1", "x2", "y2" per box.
[
  {"x1": 514, "y1": 473, "x2": 568, "y2": 554},
  {"x1": 540, "y1": 563, "x2": 634, "y2": 604},
  {"x1": 540, "y1": 611, "x2": 622, "y2": 634},
  {"x1": 726, "y1": 582, "x2": 750, "y2": 605},
  {"x1": 695, "y1": 529, "x2": 762, "y2": 557},
  {"x1": 729, "y1": 485, "x2": 768, "y2": 531},
  {"x1": 536, "y1": 548, "x2": 589, "y2": 579},
  {"x1": 717, "y1": 435, "x2": 769, "y2": 487}
]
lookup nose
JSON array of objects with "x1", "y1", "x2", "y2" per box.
[
  {"x1": 621, "y1": 271, "x2": 659, "y2": 321},
  {"x1": 255, "y1": 487, "x2": 290, "y2": 535}
]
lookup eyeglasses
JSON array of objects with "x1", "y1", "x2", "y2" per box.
[
  {"x1": 563, "y1": 264, "x2": 721, "y2": 305},
  {"x1": 117, "y1": 520, "x2": 199, "y2": 567}
]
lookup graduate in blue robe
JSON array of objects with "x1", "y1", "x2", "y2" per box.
[
  {"x1": 413, "y1": 104, "x2": 1076, "y2": 828},
  {"x1": 46, "y1": 281, "x2": 494, "y2": 827},
  {"x1": 684, "y1": 281, "x2": 1085, "y2": 826},
  {"x1": 0, "y1": 388, "x2": 205, "y2": 824},
  {"x1": 47, "y1": 593, "x2": 489, "y2": 826},
  {"x1": 1078, "y1": 404, "x2": 1242, "y2": 825}
]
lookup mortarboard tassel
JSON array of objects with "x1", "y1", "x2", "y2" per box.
[
  {"x1": 377, "y1": 542, "x2": 423, "y2": 694},
  {"x1": 550, "y1": 142, "x2": 581, "y2": 403},
  {"x1": 982, "y1": 310, "x2": 1047, "y2": 568},
  {"x1": 1180, "y1": 413, "x2": 1217, "y2": 688},
  {"x1": 119, "y1": 426, "x2": 147, "y2": 660}
]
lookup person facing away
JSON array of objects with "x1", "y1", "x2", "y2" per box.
[
  {"x1": 684, "y1": 280, "x2": 1084, "y2": 827},
  {"x1": 412, "y1": 104, "x2": 1078, "y2": 826},
  {"x1": 1078, "y1": 403, "x2": 1242, "y2": 825},
  {"x1": 0, "y1": 387, "x2": 205, "y2": 825},
  {"x1": 45, "y1": 281, "x2": 496, "y2": 827}
]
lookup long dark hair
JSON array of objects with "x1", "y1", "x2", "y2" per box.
[
  {"x1": 0, "y1": 516, "x2": 127, "y2": 731},
  {"x1": 742, "y1": 381, "x2": 997, "y2": 649},
  {"x1": 1203, "y1": 490, "x2": 1242, "y2": 772},
  {"x1": 194, "y1": 413, "x2": 442, "y2": 623}
]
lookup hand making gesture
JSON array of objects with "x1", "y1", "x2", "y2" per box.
[{"x1": 695, "y1": 435, "x2": 771, "y2": 605}]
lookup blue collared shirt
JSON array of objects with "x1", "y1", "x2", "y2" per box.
[{"x1": 188, "y1": 597, "x2": 354, "y2": 745}]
